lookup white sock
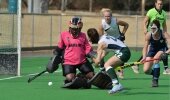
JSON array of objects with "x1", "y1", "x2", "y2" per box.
[
  {"x1": 105, "y1": 66, "x2": 112, "y2": 72},
  {"x1": 112, "y1": 79, "x2": 118, "y2": 84}
]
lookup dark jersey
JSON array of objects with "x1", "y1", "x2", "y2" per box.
[
  {"x1": 149, "y1": 30, "x2": 166, "y2": 49},
  {"x1": 147, "y1": 31, "x2": 166, "y2": 57}
]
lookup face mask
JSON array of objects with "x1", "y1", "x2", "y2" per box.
[{"x1": 151, "y1": 24, "x2": 158, "y2": 35}]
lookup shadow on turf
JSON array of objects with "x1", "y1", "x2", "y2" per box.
[
  {"x1": 107, "y1": 87, "x2": 169, "y2": 95},
  {"x1": 122, "y1": 91, "x2": 168, "y2": 95},
  {"x1": 122, "y1": 77, "x2": 169, "y2": 80},
  {"x1": 122, "y1": 77, "x2": 151, "y2": 80},
  {"x1": 158, "y1": 84, "x2": 170, "y2": 87},
  {"x1": 89, "y1": 84, "x2": 169, "y2": 94}
]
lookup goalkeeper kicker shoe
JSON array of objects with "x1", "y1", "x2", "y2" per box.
[{"x1": 108, "y1": 83, "x2": 123, "y2": 94}]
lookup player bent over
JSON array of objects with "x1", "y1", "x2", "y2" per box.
[
  {"x1": 54, "y1": 17, "x2": 94, "y2": 89},
  {"x1": 141, "y1": 20, "x2": 170, "y2": 87},
  {"x1": 87, "y1": 28, "x2": 131, "y2": 94}
]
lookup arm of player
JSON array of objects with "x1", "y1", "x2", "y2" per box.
[
  {"x1": 142, "y1": 33, "x2": 150, "y2": 62},
  {"x1": 143, "y1": 16, "x2": 149, "y2": 35},
  {"x1": 98, "y1": 24, "x2": 104, "y2": 37},
  {"x1": 84, "y1": 33, "x2": 93, "y2": 55},
  {"x1": 165, "y1": 49, "x2": 170, "y2": 54},
  {"x1": 117, "y1": 19, "x2": 129, "y2": 35},
  {"x1": 92, "y1": 42, "x2": 106, "y2": 65},
  {"x1": 163, "y1": 32, "x2": 170, "y2": 55},
  {"x1": 163, "y1": 19, "x2": 167, "y2": 33}
]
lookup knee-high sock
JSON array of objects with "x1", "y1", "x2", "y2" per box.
[
  {"x1": 152, "y1": 63, "x2": 160, "y2": 80},
  {"x1": 162, "y1": 55, "x2": 168, "y2": 70},
  {"x1": 105, "y1": 66, "x2": 118, "y2": 84}
]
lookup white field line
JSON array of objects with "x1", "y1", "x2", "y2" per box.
[
  {"x1": 0, "y1": 70, "x2": 62, "y2": 81},
  {"x1": 0, "y1": 76, "x2": 22, "y2": 81}
]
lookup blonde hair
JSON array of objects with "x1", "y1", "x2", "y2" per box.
[{"x1": 100, "y1": 8, "x2": 112, "y2": 16}]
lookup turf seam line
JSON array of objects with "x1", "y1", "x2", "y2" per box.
[{"x1": 0, "y1": 70, "x2": 62, "y2": 81}]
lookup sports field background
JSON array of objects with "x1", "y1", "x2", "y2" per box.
[{"x1": 0, "y1": 50, "x2": 169, "y2": 100}]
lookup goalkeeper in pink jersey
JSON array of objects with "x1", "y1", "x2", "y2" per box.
[{"x1": 55, "y1": 17, "x2": 95, "y2": 89}]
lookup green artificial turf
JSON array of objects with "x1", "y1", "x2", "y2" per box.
[{"x1": 0, "y1": 50, "x2": 169, "y2": 100}]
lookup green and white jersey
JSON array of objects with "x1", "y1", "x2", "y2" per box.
[
  {"x1": 102, "y1": 17, "x2": 121, "y2": 39},
  {"x1": 98, "y1": 34, "x2": 130, "y2": 62},
  {"x1": 146, "y1": 8, "x2": 167, "y2": 31},
  {"x1": 98, "y1": 34, "x2": 126, "y2": 50}
]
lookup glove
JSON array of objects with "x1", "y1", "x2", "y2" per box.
[
  {"x1": 118, "y1": 33, "x2": 125, "y2": 41},
  {"x1": 86, "y1": 50, "x2": 97, "y2": 58},
  {"x1": 53, "y1": 46, "x2": 63, "y2": 56}
]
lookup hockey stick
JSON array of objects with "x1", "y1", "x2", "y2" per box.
[
  {"x1": 27, "y1": 69, "x2": 47, "y2": 83},
  {"x1": 115, "y1": 58, "x2": 159, "y2": 71},
  {"x1": 27, "y1": 55, "x2": 61, "y2": 83}
]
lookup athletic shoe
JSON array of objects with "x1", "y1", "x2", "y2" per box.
[
  {"x1": 108, "y1": 83, "x2": 123, "y2": 94},
  {"x1": 152, "y1": 79, "x2": 158, "y2": 87},
  {"x1": 131, "y1": 65, "x2": 139, "y2": 74},
  {"x1": 116, "y1": 70, "x2": 124, "y2": 79},
  {"x1": 163, "y1": 68, "x2": 170, "y2": 75}
]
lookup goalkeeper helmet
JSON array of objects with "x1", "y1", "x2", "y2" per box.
[{"x1": 69, "y1": 17, "x2": 83, "y2": 38}]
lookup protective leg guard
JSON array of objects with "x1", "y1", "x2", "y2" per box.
[
  {"x1": 88, "y1": 71, "x2": 112, "y2": 89},
  {"x1": 76, "y1": 73, "x2": 92, "y2": 89},
  {"x1": 46, "y1": 55, "x2": 61, "y2": 73},
  {"x1": 62, "y1": 77, "x2": 87, "y2": 89}
]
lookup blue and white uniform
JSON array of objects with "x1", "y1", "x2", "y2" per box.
[{"x1": 147, "y1": 31, "x2": 167, "y2": 57}]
